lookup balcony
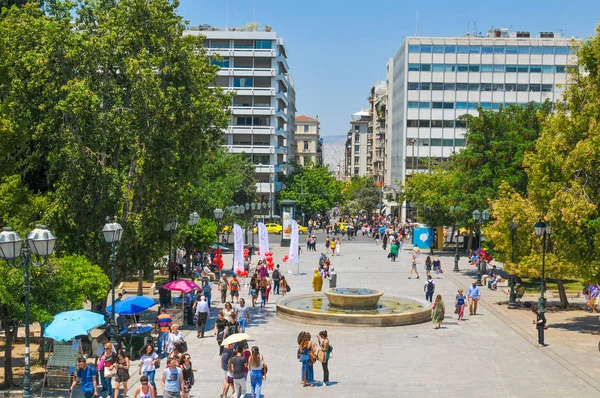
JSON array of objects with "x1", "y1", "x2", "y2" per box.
[
  {"x1": 231, "y1": 106, "x2": 275, "y2": 116},
  {"x1": 228, "y1": 126, "x2": 275, "y2": 135},
  {"x1": 275, "y1": 91, "x2": 289, "y2": 104},
  {"x1": 225, "y1": 145, "x2": 277, "y2": 154},
  {"x1": 221, "y1": 87, "x2": 276, "y2": 96},
  {"x1": 256, "y1": 181, "x2": 283, "y2": 193},
  {"x1": 254, "y1": 164, "x2": 283, "y2": 173},
  {"x1": 217, "y1": 67, "x2": 276, "y2": 77},
  {"x1": 207, "y1": 48, "x2": 276, "y2": 58},
  {"x1": 275, "y1": 108, "x2": 287, "y2": 119}
]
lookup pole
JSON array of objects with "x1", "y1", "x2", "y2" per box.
[
  {"x1": 23, "y1": 249, "x2": 31, "y2": 398},
  {"x1": 110, "y1": 242, "x2": 117, "y2": 345},
  {"x1": 168, "y1": 231, "x2": 173, "y2": 282},
  {"x1": 540, "y1": 233, "x2": 546, "y2": 312},
  {"x1": 476, "y1": 223, "x2": 482, "y2": 286},
  {"x1": 251, "y1": 208, "x2": 255, "y2": 250},
  {"x1": 508, "y1": 228, "x2": 517, "y2": 309},
  {"x1": 453, "y1": 227, "x2": 459, "y2": 272}
]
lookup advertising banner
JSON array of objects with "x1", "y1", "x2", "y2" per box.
[
  {"x1": 257, "y1": 222, "x2": 269, "y2": 260},
  {"x1": 233, "y1": 224, "x2": 244, "y2": 273}
]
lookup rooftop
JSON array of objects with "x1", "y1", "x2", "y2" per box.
[{"x1": 296, "y1": 115, "x2": 319, "y2": 123}]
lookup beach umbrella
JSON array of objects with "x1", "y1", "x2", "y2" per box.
[
  {"x1": 106, "y1": 296, "x2": 156, "y2": 315},
  {"x1": 44, "y1": 310, "x2": 105, "y2": 342},
  {"x1": 162, "y1": 280, "x2": 201, "y2": 293}
]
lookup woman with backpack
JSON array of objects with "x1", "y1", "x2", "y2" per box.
[{"x1": 317, "y1": 330, "x2": 332, "y2": 386}]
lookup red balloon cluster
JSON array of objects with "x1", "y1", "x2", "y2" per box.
[
  {"x1": 264, "y1": 251, "x2": 275, "y2": 270},
  {"x1": 244, "y1": 248, "x2": 249, "y2": 259},
  {"x1": 213, "y1": 249, "x2": 224, "y2": 270},
  {"x1": 282, "y1": 255, "x2": 289, "y2": 263},
  {"x1": 236, "y1": 269, "x2": 249, "y2": 277}
]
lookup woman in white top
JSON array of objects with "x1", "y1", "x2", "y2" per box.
[
  {"x1": 236, "y1": 298, "x2": 251, "y2": 333},
  {"x1": 167, "y1": 324, "x2": 185, "y2": 353},
  {"x1": 249, "y1": 346, "x2": 266, "y2": 398},
  {"x1": 133, "y1": 375, "x2": 155, "y2": 398},
  {"x1": 223, "y1": 302, "x2": 234, "y2": 321},
  {"x1": 138, "y1": 344, "x2": 159, "y2": 392}
]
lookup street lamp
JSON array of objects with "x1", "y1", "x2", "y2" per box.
[
  {"x1": 188, "y1": 211, "x2": 199, "y2": 271},
  {"x1": 214, "y1": 208, "x2": 224, "y2": 278},
  {"x1": 449, "y1": 205, "x2": 460, "y2": 272},
  {"x1": 164, "y1": 218, "x2": 178, "y2": 282},
  {"x1": 0, "y1": 226, "x2": 56, "y2": 398},
  {"x1": 472, "y1": 209, "x2": 490, "y2": 285},
  {"x1": 534, "y1": 221, "x2": 552, "y2": 318},
  {"x1": 102, "y1": 217, "x2": 123, "y2": 345},
  {"x1": 508, "y1": 218, "x2": 519, "y2": 309}
]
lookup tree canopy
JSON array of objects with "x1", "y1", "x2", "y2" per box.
[{"x1": 280, "y1": 164, "x2": 343, "y2": 216}]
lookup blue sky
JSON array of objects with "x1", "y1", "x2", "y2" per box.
[{"x1": 178, "y1": 0, "x2": 600, "y2": 136}]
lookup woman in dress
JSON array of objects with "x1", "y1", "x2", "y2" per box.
[
  {"x1": 431, "y1": 294, "x2": 446, "y2": 329},
  {"x1": 280, "y1": 276, "x2": 288, "y2": 297},
  {"x1": 297, "y1": 331, "x2": 315, "y2": 387},
  {"x1": 113, "y1": 349, "x2": 130, "y2": 398},
  {"x1": 138, "y1": 344, "x2": 159, "y2": 392},
  {"x1": 180, "y1": 353, "x2": 197, "y2": 398},
  {"x1": 133, "y1": 375, "x2": 155, "y2": 398},
  {"x1": 317, "y1": 331, "x2": 330, "y2": 386},
  {"x1": 213, "y1": 311, "x2": 228, "y2": 355},
  {"x1": 249, "y1": 346, "x2": 266, "y2": 398},
  {"x1": 455, "y1": 289, "x2": 466, "y2": 321},
  {"x1": 335, "y1": 238, "x2": 341, "y2": 256}
]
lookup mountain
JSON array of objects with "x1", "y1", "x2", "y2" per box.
[{"x1": 321, "y1": 135, "x2": 347, "y2": 173}]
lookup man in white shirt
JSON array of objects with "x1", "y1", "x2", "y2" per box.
[{"x1": 193, "y1": 296, "x2": 210, "y2": 338}]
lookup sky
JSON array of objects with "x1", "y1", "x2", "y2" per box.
[{"x1": 178, "y1": 0, "x2": 600, "y2": 137}]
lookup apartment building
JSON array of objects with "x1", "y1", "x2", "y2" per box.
[
  {"x1": 387, "y1": 28, "x2": 578, "y2": 203},
  {"x1": 294, "y1": 115, "x2": 322, "y2": 166},
  {"x1": 184, "y1": 26, "x2": 296, "y2": 217},
  {"x1": 345, "y1": 110, "x2": 372, "y2": 177},
  {"x1": 369, "y1": 82, "x2": 388, "y2": 184}
]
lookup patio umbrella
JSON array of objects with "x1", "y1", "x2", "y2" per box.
[
  {"x1": 212, "y1": 243, "x2": 229, "y2": 250},
  {"x1": 44, "y1": 309, "x2": 105, "y2": 342},
  {"x1": 106, "y1": 296, "x2": 156, "y2": 315},
  {"x1": 221, "y1": 333, "x2": 252, "y2": 346},
  {"x1": 162, "y1": 280, "x2": 201, "y2": 293}
]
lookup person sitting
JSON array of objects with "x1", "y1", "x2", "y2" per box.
[
  {"x1": 490, "y1": 274, "x2": 502, "y2": 290},
  {"x1": 483, "y1": 266, "x2": 498, "y2": 289},
  {"x1": 201, "y1": 265, "x2": 216, "y2": 281}
]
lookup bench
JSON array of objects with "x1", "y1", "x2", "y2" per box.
[
  {"x1": 548, "y1": 289, "x2": 582, "y2": 299},
  {"x1": 118, "y1": 282, "x2": 156, "y2": 296}
]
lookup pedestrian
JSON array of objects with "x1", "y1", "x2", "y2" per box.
[
  {"x1": 161, "y1": 357, "x2": 184, "y2": 398},
  {"x1": 424, "y1": 275, "x2": 435, "y2": 302},
  {"x1": 221, "y1": 343, "x2": 235, "y2": 398},
  {"x1": 167, "y1": 324, "x2": 186, "y2": 354},
  {"x1": 433, "y1": 256, "x2": 442, "y2": 278},
  {"x1": 588, "y1": 282, "x2": 599, "y2": 313},
  {"x1": 184, "y1": 291, "x2": 195, "y2": 326},
  {"x1": 229, "y1": 275, "x2": 241, "y2": 304},
  {"x1": 280, "y1": 275, "x2": 288, "y2": 296},
  {"x1": 317, "y1": 331, "x2": 331, "y2": 386},
  {"x1": 250, "y1": 275, "x2": 259, "y2": 307},
  {"x1": 236, "y1": 298, "x2": 250, "y2": 333},
  {"x1": 468, "y1": 280, "x2": 481, "y2": 315},
  {"x1": 382, "y1": 232, "x2": 388, "y2": 250},
  {"x1": 297, "y1": 332, "x2": 316, "y2": 387},
  {"x1": 335, "y1": 237, "x2": 341, "y2": 256},
  {"x1": 113, "y1": 349, "x2": 130, "y2": 398},
  {"x1": 99, "y1": 342, "x2": 116, "y2": 396},
  {"x1": 272, "y1": 264, "x2": 281, "y2": 294},
  {"x1": 249, "y1": 346, "x2": 266, "y2": 398},
  {"x1": 193, "y1": 295, "x2": 210, "y2": 338},
  {"x1": 180, "y1": 353, "x2": 197, "y2": 398},
  {"x1": 155, "y1": 308, "x2": 172, "y2": 358},
  {"x1": 532, "y1": 308, "x2": 547, "y2": 346},
  {"x1": 265, "y1": 273, "x2": 273, "y2": 303},
  {"x1": 328, "y1": 268, "x2": 337, "y2": 289},
  {"x1": 259, "y1": 277, "x2": 268, "y2": 308},
  {"x1": 133, "y1": 375, "x2": 155, "y2": 398},
  {"x1": 312, "y1": 269, "x2": 323, "y2": 292},
  {"x1": 455, "y1": 289, "x2": 466, "y2": 321},
  {"x1": 202, "y1": 278, "x2": 213, "y2": 308},
  {"x1": 69, "y1": 357, "x2": 98, "y2": 398},
  {"x1": 389, "y1": 240, "x2": 398, "y2": 262},
  {"x1": 325, "y1": 236, "x2": 331, "y2": 252},
  {"x1": 329, "y1": 238, "x2": 336, "y2": 256},
  {"x1": 219, "y1": 274, "x2": 228, "y2": 304},
  {"x1": 409, "y1": 247, "x2": 420, "y2": 279},
  {"x1": 431, "y1": 294, "x2": 445, "y2": 329},
  {"x1": 229, "y1": 345, "x2": 248, "y2": 398},
  {"x1": 425, "y1": 255, "x2": 432, "y2": 277},
  {"x1": 138, "y1": 344, "x2": 160, "y2": 392},
  {"x1": 225, "y1": 313, "x2": 241, "y2": 338},
  {"x1": 223, "y1": 302, "x2": 234, "y2": 320},
  {"x1": 214, "y1": 311, "x2": 228, "y2": 355},
  {"x1": 92, "y1": 335, "x2": 107, "y2": 388}
]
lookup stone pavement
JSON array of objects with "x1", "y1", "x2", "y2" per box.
[{"x1": 46, "y1": 232, "x2": 599, "y2": 397}]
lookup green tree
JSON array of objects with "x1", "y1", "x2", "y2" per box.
[
  {"x1": 343, "y1": 176, "x2": 380, "y2": 215},
  {"x1": 280, "y1": 164, "x2": 343, "y2": 216}
]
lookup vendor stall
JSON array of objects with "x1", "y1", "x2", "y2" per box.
[{"x1": 107, "y1": 296, "x2": 157, "y2": 359}]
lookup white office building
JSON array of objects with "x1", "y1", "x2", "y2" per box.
[
  {"x1": 388, "y1": 29, "x2": 578, "y2": 204},
  {"x1": 184, "y1": 27, "x2": 296, "y2": 217}
]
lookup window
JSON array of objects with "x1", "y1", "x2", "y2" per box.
[
  {"x1": 493, "y1": 65, "x2": 504, "y2": 72},
  {"x1": 468, "y1": 83, "x2": 480, "y2": 91},
  {"x1": 420, "y1": 45, "x2": 432, "y2": 53},
  {"x1": 234, "y1": 77, "x2": 253, "y2": 87},
  {"x1": 420, "y1": 82, "x2": 431, "y2": 90},
  {"x1": 432, "y1": 102, "x2": 443, "y2": 109},
  {"x1": 407, "y1": 120, "x2": 419, "y2": 127},
  {"x1": 468, "y1": 102, "x2": 478, "y2": 109},
  {"x1": 469, "y1": 46, "x2": 481, "y2": 53},
  {"x1": 556, "y1": 65, "x2": 566, "y2": 73},
  {"x1": 518, "y1": 46, "x2": 530, "y2": 54},
  {"x1": 469, "y1": 65, "x2": 480, "y2": 72},
  {"x1": 530, "y1": 46, "x2": 543, "y2": 54},
  {"x1": 542, "y1": 65, "x2": 554, "y2": 73},
  {"x1": 481, "y1": 102, "x2": 493, "y2": 110},
  {"x1": 494, "y1": 46, "x2": 506, "y2": 54},
  {"x1": 517, "y1": 65, "x2": 529, "y2": 73},
  {"x1": 432, "y1": 64, "x2": 444, "y2": 72},
  {"x1": 506, "y1": 46, "x2": 518, "y2": 54},
  {"x1": 210, "y1": 39, "x2": 230, "y2": 48},
  {"x1": 408, "y1": 82, "x2": 419, "y2": 90},
  {"x1": 455, "y1": 120, "x2": 467, "y2": 128},
  {"x1": 234, "y1": 40, "x2": 253, "y2": 49},
  {"x1": 505, "y1": 65, "x2": 517, "y2": 73},
  {"x1": 457, "y1": 64, "x2": 469, "y2": 72},
  {"x1": 530, "y1": 65, "x2": 541, "y2": 73},
  {"x1": 419, "y1": 120, "x2": 430, "y2": 128},
  {"x1": 354, "y1": 145, "x2": 360, "y2": 153},
  {"x1": 354, "y1": 133, "x2": 360, "y2": 141},
  {"x1": 455, "y1": 139, "x2": 467, "y2": 146},
  {"x1": 408, "y1": 101, "x2": 419, "y2": 108},
  {"x1": 408, "y1": 64, "x2": 420, "y2": 71},
  {"x1": 445, "y1": 45, "x2": 456, "y2": 53},
  {"x1": 431, "y1": 120, "x2": 443, "y2": 128},
  {"x1": 354, "y1": 167, "x2": 359, "y2": 175},
  {"x1": 492, "y1": 103, "x2": 502, "y2": 110},
  {"x1": 505, "y1": 83, "x2": 516, "y2": 92},
  {"x1": 419, "y1": 138, "x2": 430, "y2": 146},
  {"x1": 431, "y1": 82, "x2": 444, "y2": 91},
  {"x1": 210, "y1": 58, "x2": 230, "y2": 67},
  {"x1": 443, "y1": 102, "x2": 454, "y2": 109},
  {"x1": 419, "y1": 102, "x2": 431, "y2": 109},
  {"x1": 542, "y1": 46, "x2": 554, "y2": 54},
  {"x1": 255, "y1": 40, "x2": 273, "y2": 49},
  {"x1": 304, "y1": 125, "x2": 309, "y2": 132},
  {"x1": 456, "y1": 83, "x2": 468, "y2": 91},
  {"x1": 541, "y1": 84, "x2": 553, "y2": 92},
  {"x1": 444, "y1": 83, "x2": 455, "y2": 91},
  {"x1": 354, "y1": 125, "x2": 360, "y2": 131},
  {"x1": 517, "y1": 84, "x2": 528, "y2": 92},
  {"x1": 430, "y1": 138, "x2": 442, "y2": 146},
  {"x1": 482, "y1": 64, "x2": 493, "y2": 72},
  {"x1": 443, "y1": 138, "x2": 455, "y2": 146},
  {"x1": 555, "y1": 47, "x2": 569, "y2": 55},
  {"x1": 408, "y1": 45, "x2": 420, "y2": 53},
  {"x1": 433, "y1": 45, "x2": 444, "y2": 53},
  {"x1": 492, "y1": 84, "x2": 504, "y2": 91},
  {"x1": 482, "y1": 46, "x2": 493, "y2": 54},
  {"x1": 443, "y1": 120, "x2": 454, "y2": 128},
  {"x1": 420, "y1": 64, "x2": 431, "y2": 72},
  {"x1": 354, "y1": 156, "x2": 360, "y2": 163},
  {"x1": 304, "y1": 141, "x2": 310, "y2": 150},
  {"x1": 445, "y1": 64, "x2": 457, "y2": 72},
  {"x1": 456, "y1": 102, "x2": 468, "y2": 109},
  {"x1": 458, "y1": 46, "x2": 469, "y2": 53}
]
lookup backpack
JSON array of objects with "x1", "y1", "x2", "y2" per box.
[
  {"x1": 426, "y1": 280, "x2": 434, "y2": 293},
  {"x1": 272, "y1": 269, "x2": 280, "y2": 279},
  {"x1": 203, "y1": 283, "x2": 211, "y2": 295},
  {"x1": 260, "y1": 286, "x2": 267, "y2": 293}
]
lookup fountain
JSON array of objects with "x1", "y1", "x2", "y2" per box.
[{"x1": 277, "y1": 288, "x2": 431, "y2": 327}]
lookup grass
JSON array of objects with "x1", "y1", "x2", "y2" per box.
[{"x1": 520, "y1": 277, "x2": 584, "y2": 294}]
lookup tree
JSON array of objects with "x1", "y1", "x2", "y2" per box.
[
  {"x1": 342, "y1": 176, "x2": 380, "y2": 215},
  {"x1": 280, "y1": 164, "x2": 343, "y2": 216}
]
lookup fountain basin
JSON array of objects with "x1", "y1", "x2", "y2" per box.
[{"x1": 324, "y1": 288, "x2": 383, "y2": 309}]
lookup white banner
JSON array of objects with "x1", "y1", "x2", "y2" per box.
[
  {"x1": 233, "y1": 224, "x2": 244, "y2": 274},
  {"x1": 257, "y1": 222, "x2": 269, "y2": 260},
  {"x1": 287, "y1": 220, "x2": 299, "y2": 264}
]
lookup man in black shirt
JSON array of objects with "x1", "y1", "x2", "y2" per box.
[{"x1": 230, "y1": 346, "x2": 248, "y2": 398}]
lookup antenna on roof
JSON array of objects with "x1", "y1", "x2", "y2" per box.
[{"x1": 415, "y1": 10, "x2": 419, "y2": 36}]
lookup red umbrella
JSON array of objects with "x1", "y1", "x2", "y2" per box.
[{"x1": 162, "y1": 280, "x2": 201, "y2": 293}]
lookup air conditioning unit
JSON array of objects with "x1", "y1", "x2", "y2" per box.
[
  {"x1": 539, "y1": 32, "x2": 556, "y2": 38},
  {"x1": 516, "y1": 31, "x2": 531, "y2": 38}
]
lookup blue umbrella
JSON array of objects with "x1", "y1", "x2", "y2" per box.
[
  {"x1": 106, "y1": 296, "x2": 156, "y2": 315},
  {"x1": 44, "y1": 309, "x2": 105, "y2": 342}
]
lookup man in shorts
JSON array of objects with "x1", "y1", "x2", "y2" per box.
[{"x1": 229, "y1": 275, "x2": 240, "y2": 304}]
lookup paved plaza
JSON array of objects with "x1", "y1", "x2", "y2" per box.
[{"x1": 49, "y1": 232, "x2": 599, "y2": 398}]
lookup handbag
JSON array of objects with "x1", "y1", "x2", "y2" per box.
[
  {"x1": 316, "y1": 349, "x2": 326, "y2": 363},
  {"x1": 262, "y1": 363, "x2": 268, "y2": 376},
  {"x1": 286, "y1": 285, "x2": 291, "y2": 293},
  {"x1": 103, "y1": 364, "x2": 115, "y2": 378},
  {"x1": 180, "y1": 340, "x2": 188, "y2": 353}
]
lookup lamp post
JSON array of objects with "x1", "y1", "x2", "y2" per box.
[
  {"x1": 508, "y1": 218, "x2": 519, "y2": 309},
  {"x1": 188, "y1": 211, "x2": 199, "y2": 271},
  {"x1": 164, "y1": 218, "x2": 178, "y2": 282},
  {"x1": 472, "y1": 209, "x2": 490, "y2": 285},
  {"x1": 102, "y1": 217, "x2": 123, "y2": 346},
  {"x1": 0, "y1": 226, "x2": 56, "y2": 398},
  {"x1": 213, "y1": 208, "x2": 224, "y2": 278},
  {"x1": 534, "y1": 221, "x2": 552, "y2": 317},
  {"x1": 449, "y1": 205, "x2": 460, "y2": 272}
]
